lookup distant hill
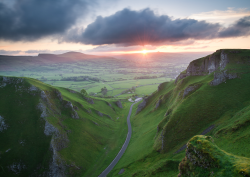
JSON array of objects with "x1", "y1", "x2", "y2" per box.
[
  {"x1": 0, "y1": 51, "x2": 118, "y2": 71},
  {"x1": 112, "y1": 52, "x2": 211, "y2": 64}
]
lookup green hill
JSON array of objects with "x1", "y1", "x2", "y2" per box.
[
  {"x1": 0, "y1": 76, "x2": 130, "y2": 177},
  {"x1": 1, "y1": 49, "x2": 250, "y2": 177},
  {"x1": 109, "y1": 49, "x2": 250, "y2": 176}
]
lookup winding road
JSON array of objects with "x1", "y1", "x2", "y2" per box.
[{"x1": 98, "y1": 102, "x2": 136, "y2": 177}]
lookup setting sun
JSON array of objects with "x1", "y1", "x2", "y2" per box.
[{"x1": 142, "y1": 49, "x2": 148, "y2": 54}]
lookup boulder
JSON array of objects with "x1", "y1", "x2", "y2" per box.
[{"x1": 116, "y1": 100, "x2": 123, "y2": 108}]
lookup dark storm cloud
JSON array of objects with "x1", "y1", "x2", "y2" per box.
[
  {"x1": 0, "y1": 0, "x2": 93, "y2": 41},
  {"x1": 218, "y1": 16, "x2": 250, "y2": 37},
  {"x1": 65, "y1": 8, "x2": 250, "y2": 46}
]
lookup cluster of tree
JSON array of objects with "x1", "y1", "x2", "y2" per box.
[
  {"x1": 60, "y1": 76, "x2": 100, "y2": 82},
  {"x1": 134, "y1": 76, "x2": 157, "y2": 80},
  {"x1": 101, "y1": 87, "x2": 108, "y2": 96},
  {"x1": 80, "y1": 89, "x2": 87, "y2": 96},
  {"x1": 121, "y1": 87, "x2": 136, "y2": 94}
]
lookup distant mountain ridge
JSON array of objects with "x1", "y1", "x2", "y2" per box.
[{"x1": 0, "y1": 51, "x2": 118, "y2": 71}]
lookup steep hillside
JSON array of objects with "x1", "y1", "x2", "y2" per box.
[
  {"x1": 178, "y1": 135, "x2": 250, "y2": 177},
  {"x1": 0, "y1": 76, "x2": 130, "y2": 177},
  {"x1": 109, "y1": 49, "x2": 250, "y2": 176}
]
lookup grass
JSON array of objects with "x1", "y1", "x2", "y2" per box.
[
  {"x1": 108, "y1": 49, "x2": 250, "y2": 176},
  {"x1": 0, "y1": 76, "x2": 132, "y2": 177},
  {"x1": 179, "y1": 135, "x2": 250, "y2": 177}
]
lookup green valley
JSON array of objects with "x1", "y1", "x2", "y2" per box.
[{"x1": 1, "y1": 49, "x2": 250, "y2": 177}]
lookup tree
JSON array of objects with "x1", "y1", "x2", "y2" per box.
[
  {"x1": 101, "y1": 87, "x2": 108, "y2": 96},
  {"x1": 80, "y1": 89, "x2": 87, "y2": 96}
]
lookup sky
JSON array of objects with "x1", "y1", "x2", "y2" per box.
[{"x1": 0, "y1": 0, "x2": 250, "y2": 55}]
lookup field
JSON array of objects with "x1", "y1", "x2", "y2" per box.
[{"x1": 0, "y1": 52, "x2": 191, "y2": 99}]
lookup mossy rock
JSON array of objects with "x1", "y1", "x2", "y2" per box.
[{"x1": 178, "y1": 135, "x2": 250, "y2": 177}]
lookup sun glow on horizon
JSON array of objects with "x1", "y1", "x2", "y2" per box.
[{"x1": 142, "y1": 49, "x2": 148, "y2": 54}]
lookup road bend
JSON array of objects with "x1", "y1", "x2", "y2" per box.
[{"x1": 98, "y1": 102, "x2": 136, "y2": 177}]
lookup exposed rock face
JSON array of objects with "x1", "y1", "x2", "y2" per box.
[
  {"x1": 177, "y1": 135, "x2": 250, "y2": 177},
  {"x1": 0, "y1": 115, "x2": 8, "y2": 132},
  {"x1": 83, "y1": 96, "x2": 94, "y2": 104},
  {"x1": 8, "y1": 161, "x2": 26, "y2": 175},
  {"x1": 105, "y1": 114, "x2": 112, "y2": 120},
  {"x1": 175, "y1": 50, "x2": 231, "y2": 84},
  {"x1": 158, "y1": 83, "x2": 164, "y2": 92},
  {"x1": 210, "y1": 70, "x2": 238, "y2": 86},
  {"x1": 37, "y1": 93, "x2": 68, "y2": 177},
  {"x1": 55, "y1": 90, "x2": 63, "y2": 101},
  {"x1": 64, "y1": 101, "x2": 79, "y2": 119},
  {"x1": 37, "y1": 103, "x2": 47, "y2": 118},
  {"x1": 136, "y1": 99, "x2": 147, "y2": 114},
  {"x1": 73, "y1": 105, "x2": 79, "y2": 110},
  {"x1": 107, "y1": 102, "x2": 112, "y2": 107},
  {"x1": 155, "y1": 99, "x2": 161, "y2": 109},
  {"x1": 44, "y1": 121, "x2": 57, "y2": 136},
  {"x1": 92, "y1": 121, "x2": 99, "y2": 126},
  {"x1": 183, "y1": 85, "x2": 200, "y2": 98},
  {"x1": 164, "y1": 109, "x2": 172, "y2": 117},
  {"x1": 97, "y1": 111, "x2": 103, "y2": 117},
  {"x1": 116, "y1": 100, "x2": 123, "y2": 108}
]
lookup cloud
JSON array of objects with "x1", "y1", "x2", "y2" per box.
[
  {"x1": 189, "y1": 8, "x2": 250, "y2": 26},
  {"x1": 0, "y1": 50, "x2": 21, "y2": 55},
  {"x1": 86, "y1": 44, "x2": 157, "y2": 52},
  {"x1": 219, "y1": 16, "x2": 250, "y2": 37},
  {"x1": 64, "y1": 8, "x2": 250, "y2": 46},
  {"x1": 0, "y1": 0, "x2": 94, "y2": 41},
  {"x1": 64, "y1": 8, "x2": 221, "y2": 45}
]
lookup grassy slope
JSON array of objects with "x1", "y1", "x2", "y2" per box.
[
  {"x1": 179, "y1": 135, "x2": 250, "y2": 176},
  {"x1": 0, "y1": 76, "x2": 131, "y2": 177},
  {"x1": 109, "y1": 49, "x2": 250, "y2": 176}
]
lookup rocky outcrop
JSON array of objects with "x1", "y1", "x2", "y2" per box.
[
  {"x1": 63, "y1": 101, "x2": 79, "y2": 119},
  {"x1": 0, "y1": 115, "x2": 8, "y2": 132},
  {"x1": 136, "y1": 99, "x2": 147, "y2": 114},
  {"x1": 55, "y1": 90, "x2": 63, "y2": 101},
  {"x1": 136, "y1": 95, "x2": 154, "y2": 114},
  {"x1": 164, "y1": 109, "x2": 172, "y2": 117},
  {"x1": 97, "y1": 111, "x2": 103, "y2": 117},
  {"x1": 155, "y1": 99, "x2": 161, "y2": 109},
  {"x1": 210, "y1": 70, "x2": 238, "y2": 86},
  {"x1": 37, "y1": 93, "x2": 68, "y2": 177},
  {"x1": 175, "y1": 50, "x2": 231, "y2": 84},
  {"x1": 83, "y1": 96, "x2": 94, "y2": 104},
  {"x1": 178, "y1": 135, "x2": 250, "y2": 177},
  {"x1": 183, "y1": 84, "x2": 200, "y2": 98},
  {"x1": 107, "y1": 102, "x2": 112, "y2": 107},
  {"x1": 105, "y1": 114, "x2": 113, "y2": 120},
  {"x1": 8, "y1": 161, "x2": 26, "y2": 175},
  {"x1": 116, "y1": 100, "x2": 123, "y2": 108}
]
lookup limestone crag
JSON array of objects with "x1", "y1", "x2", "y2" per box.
[
  {"x1": 136, "y1": 95, "x2": 153, "y2": 114},
  {"x1": 136, "y1": 99, "x2": 147, "y2": 114},
  {"x1": 83, "y1": 96, "x2": 94, "y2": 104},
  {"x1": 210, "y1": 70, "x2": 238, "y2": 86},
  {"x1": 63, "y1": 101, "x2": 79, "y2": 119},
  {"x1": 38, "y1": 92, "x2": 68, "y2": 177},
  {"x1": 0, "y1": 115, "x2": 8, "y2": 132},
  {"x1": 175, "y1": 50, "x2": 230, "y2": 84},
  {"x1": 155, "y1": 99, "x2": 161, "y2": 109},
  {"x1": 55, "y1": 90, "x2": 63, "y2": 102},
  {"x1": 8, "y1": 161, "x2": 26, "y2": 175},
  {"x1": 116, "y1": 100, "x2": 123, "y2": 108},
  {"x1": 97, "y1": 111, "x2": 103, "y2": 117},
  {"x1": 183, "y1": 85, "x2": 200, "y2": 98}
]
